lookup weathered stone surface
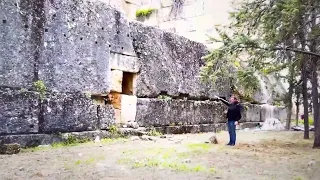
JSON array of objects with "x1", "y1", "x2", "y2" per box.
[
  {"x1": 40, "y1": 0, "x2": 136, "y2": 93},
  {"x1": 135, "y1": 98, "x2": 168, "y2": 126},
  {"x1": 41, "y1": 92, "x2": 112, "y2": 133},
  {"x1": 0, "y1": 134, "x2": 62, "y2": 148},
  {"x1": 1, "y1": 0, "x2": 136, "y2": 93},
  {"x1": 242, "y1": 103, "x2": 261, "y2": 122},
  {"x1": 135, "y1": 98, "x2": 226, "y2": 127},
  {"x1": 130, "y1": 21, "x2": 230, "y2": 99},
  {"x1": 98, "y1": 104, "x2": 116, "y2": 130},
  {"x1": 165, "y1": 100, "x2": 195, "y2": 125},
  {"x1": 110, "y1": 70, "x2": 123, "y2": 93},
  {"x1": 214, "y1": 123, "x2": 228, "y2": 132},
  {"x1": 150, "y1": 124, "x2": 221, "y2": 135},
  {"x1": 110, "y1": 53, "x2": 139, "y2": 73},
  {"x1": 0, "y1": 131, "x2": 113, "y2": 148},
  {"x1": 260, "y1": 104, "x2": 287, "y2": 122},
  {"x1": 239, "y1": 122, "x2": 261, "y2": 129},
  {"x1": 0, "y1": 88, "x2": 40, "y2": 135},
  {"x1": 194, "y1": 101, "x2": 226, "y2": 124},
  {"x1": 199, "y1": 124, "x2": 216, "y2": 133},
  {"x1": 0, "y1": 0, "x2": 36, "y2": 89}
]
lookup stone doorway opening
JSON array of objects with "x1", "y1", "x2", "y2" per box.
[
  {"x1": 109, "y1": 70, "x2": 138, "y2": 125},
  {"x1": 122, "y1": 72, "x2": 136, "y2": 95}
]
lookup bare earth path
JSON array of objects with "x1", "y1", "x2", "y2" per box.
[{"x1": 1, "y1": 131, "x2": 319, "y2": 180}]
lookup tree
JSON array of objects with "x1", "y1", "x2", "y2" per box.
[
  {"x1": 201, "y1": 0, "x2": 320, "y2": 147},
  {"x1": 294, "y1": 84, "x2": 302, "y2": 126}
]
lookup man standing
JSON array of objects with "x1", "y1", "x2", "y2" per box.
[{"x1": 215, "y1": 95, "x2": 242, "y2": 146}]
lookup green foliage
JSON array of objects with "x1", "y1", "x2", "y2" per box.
[
  {"x1": 136, "y1": 8, "x2": 155, "y2": 18},
  {"x1": 298, "y1": 118, "x2": 314, "y2": 126},
  {"x1": 33, "y1": 80, "x2": 47, "y2": 99},
  {"x1": 118, "y1": 145, "x2": 216, "y2": 173},
  {"x1": 109, "y1": 125, "x2": 120, "y2": 136},
  {"x1": 273, "y1": 101, "x2": 282, "y2": 107},
  {"x1": 157, "y1": 95, "x2": 172, "y2": 100},
  {"x1": 201, "y1": 0, "x2": 319, "y2": 102},
  {"x1": 147, "y1": 128, "x2": 162, "y2": 136},
  {"x1": 50, "y1": 135, "x2": 91, "y2": 148}
]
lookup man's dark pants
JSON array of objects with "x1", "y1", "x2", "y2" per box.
[{"x1": 227, "y1": 120, "x2": 236, "y2": 145}]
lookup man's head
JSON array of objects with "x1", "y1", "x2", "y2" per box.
[{"x1": 229, "y1": 95, "x2": 239, "y2": 104}]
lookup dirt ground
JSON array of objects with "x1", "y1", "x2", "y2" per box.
[{"x1": 1, "y1": 130, "x2": 320, "y2": 180}]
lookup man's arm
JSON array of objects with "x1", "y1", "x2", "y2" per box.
[{"x1": 214, "y1": 96, "x2": 230, "y2": 106}]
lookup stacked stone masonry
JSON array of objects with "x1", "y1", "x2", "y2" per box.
[{"x1": 0, "y1": 0, "x2": 286, "y2": 147}]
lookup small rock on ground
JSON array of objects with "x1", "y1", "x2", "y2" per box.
[
  {"x1": 308, "y1": 160, "x2": 316, "y2": 166},
  {"x1": 0, "y1": 143, "x2": 20, "y2": 155},
  {"x1": 130, "y1": 136, "x2": 140, "y2": 141}
]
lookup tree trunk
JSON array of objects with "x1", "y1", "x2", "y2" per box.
[
  {"x1": 295, "y1": 94, "x2": 300, "y2": 126},
  {"x1": 302, "y1": 58, "x2": 309, "y2": 139},
  {"x1": 311, "y1": 61, "x2": 320, "y2": 148},
  {"x1": 285, "y1": 39, "x2": 295, "y2": 130},
  {"x1": 286, "y1": 80, "x2": 294, "y2": 130}
]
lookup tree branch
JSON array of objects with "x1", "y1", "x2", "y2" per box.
[{"x1": 245, "y1": 46, "x2": 320, "y2": 58}]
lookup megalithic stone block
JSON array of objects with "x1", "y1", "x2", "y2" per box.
[
  {"x1": 121, "y1": 95, "x2": 138, "y2": 124},
  {"x1": 111, "y1": 70, "x2": 123, "y2": 93}
]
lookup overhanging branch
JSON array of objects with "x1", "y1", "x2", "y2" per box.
[{"x1": 245, "y1": 45, "x2": 320, "y2": 58}]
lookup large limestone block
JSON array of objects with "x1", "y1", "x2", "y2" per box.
[
  {"x1": 41, "y1": 92, "x2": 100, "y2": 133},
  {"x1": 135, "y1": 98, "x2": 226, "y2": 126},
  {"x1": 130, "y1": 21, "x2": 230, "y2": 99},
  {"x1": 157, "y1": 6, "x2": 173, "y2": 22},
  {"x1": 260, "y1": 104, "x2": 287, "y2": 122},
  {"x1": 165, "y1": 100, "x2": 195, "y2": 125},
  {"x1": 194, "y1": 101, "x2": 227, "y2": 124},
  {"x1": 0, "y1": 0, "x2": 39, "y2": 88},
  {"x1": 161, "y1": 0, "x2": 174, "y2": 7},
  {"x1": 0, "y1": 88, "x2": 40, "y2": 135},
  {"x1": 242, "y1": 103, "x2": 261, "y2": 122},
  {"x1": 110, "y1": 53, "x2": 139, "y2": 73},
  {"x1": 135, "y1": 98, "x2": 168, "y2": 126},
  {"x1": 111, "y1": 70, "x2": 123, "y2": 93},
  {"x1": 121, "y1": 95, "x2": 138, "y2": 124},
  {"x1": 98, "y1": 104, "x2": 116, "y2": 130},
  {"x1": 1, "y1": 0, "x2": 137, "y2": 93},
  {"x1": 40, "y1": 0, "x2": 134, "y2": 93},
  {"x1": 178, "y1": 2, "x2": 205, "y2": 19},
  {"x1": 114, "y1": 109, "x2": 122, "y2": 124}
]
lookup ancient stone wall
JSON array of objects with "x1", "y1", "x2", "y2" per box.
[
  {"x1": 0, "y1": 0, "x2": 286, "y2": 147},
  {"x1": 0, "y1": 0, "x2": 231, "y2": 147}
]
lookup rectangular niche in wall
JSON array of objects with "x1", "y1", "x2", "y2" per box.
[{"x1": 122, "y1": 72, "x2": 136, "y2": 95}]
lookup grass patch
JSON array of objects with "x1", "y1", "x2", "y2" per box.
[
  {"x1": 118, "y1": 146, "x2": 216, "y2": 174},
  {"x1": 101, "y1": 137, "x2": 127, "y2": 144},
  {"x1": 22, "y1": 136, "x2": 128, "y2": 153},
  {"x1": 130, "y1": 158, "x2": 215, "y2": 173},
  {"x1": 63, "y1": 155, "x2": 106, "y2": 169},
  {"x1": 186, "y1": 143, "x2": 211, "y2": 152},
  {"x1": 74, "y1": 156, "x2": 103, "y2": 166}
]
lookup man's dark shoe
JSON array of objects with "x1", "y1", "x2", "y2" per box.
[{"x1": 226, "y1": 143, "x2": 231, "y2": 146}]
